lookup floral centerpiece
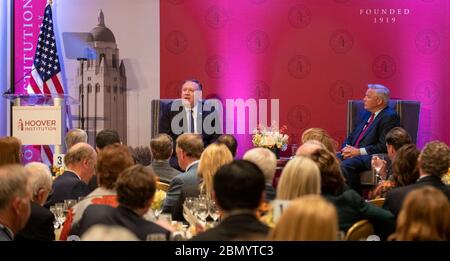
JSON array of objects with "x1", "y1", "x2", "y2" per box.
[{"x1": 252, "y1": 124, "x2": 289, "y2": 158}]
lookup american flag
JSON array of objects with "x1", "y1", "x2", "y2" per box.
[
  {"x1": 28, "y1": 4, "x2": 64, "y2": 95},
  {"x1": 26, "y1": 3, "x2": 66, "y2": 164}
]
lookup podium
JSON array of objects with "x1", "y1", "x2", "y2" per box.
[{"x1": 3, "y1": 93, "x2": 78, "y2": 161}]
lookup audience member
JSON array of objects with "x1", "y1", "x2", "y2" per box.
[
  {"x1": 162, "y1": 134, "x2": 203, "y2": 215},
  {"x1": 0, "y1": 136, "x2": 22, "y2": 166},
  {"x1": 15, "y1": 162, "x2": 54, "y2": 241},
  {"x1": 216, "y1": 134, "x2": 238, "y2": 157},
  {"x1": 81, "y1": 224, "x2": 138, "y2": 241},
  {"x1": 369, "y1": 144, "x2": 420, "y2": 199},
  {"x1": 389, "y1": 186, "x2": 450, "y2": 241},
  {"x1": 301, "y1": 128, "x2": 337, "y2": 153},
  {"x1": 339, "y1": 84, "x2": 400, "y2": 192},
  {"x1": 75, "y1": 165, "x2": 169, "y2": 240},
  {"x1": 0, "y1": 165, "x2": 31, "y2": 241},
  {"x1": 147, "y1": 134, "x2": 181, "y2": 183},
  {"x1": 384, "y1": 141, "x2": 450, "y2": 216},
  {"x1": 65, "y1": 129, "x2": 88, "y2": 150},
  {"x1": 45, "y1": 143, "x2": 97, "y2": 208},
  {"x1": 310, "y1": 148, "x2": 395, "y2": 238},
  {"x1": 191, "y1": 160, "x2": 268, "y2": 241},
  {"x1": 244, "y1": 148, "x2": 277, "y2": 201},
  {"x1": 296, "y1": 140, "x2": 326, "y2": 157},
  {"x1": 276, "y1": 156, "x2": 321, "y2": 200},
  {"x1": 268, "y1": 195, "x2": 338, "y2": 241},
  {"x1": 60, "y1": 144, "x2": 134, "y2": 240}
]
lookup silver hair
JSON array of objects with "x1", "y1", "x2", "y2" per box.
[
  {"x1": 65, "y1": 129, "x2": 88, "y2": 150},
  {"x1": 24, "y1": 162, "x2": 53, "y2": 197},
  {"x1": 243, "y1": 147, "x2": 277, "y2": 182},
  {"x1": 368, "y1": 84, "x2": 390, "y2": 104}
]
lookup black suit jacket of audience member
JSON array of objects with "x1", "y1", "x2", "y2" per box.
[
  {"x1": 15, "y1": 201, "x2": 55, "y2": 241},
  {"x1": 74, "y1": 204, "x2": 170, "y2": 241},
  {"x1": 343, "y1": 106, "x2": 400, "y2": 155},
  {"x1": 384, "y1": 175, "x2": 450, "y2": 217},
  {"x1": 45, "y1": 171, "x2": 90, "y2": 208},
  {"x1": 159, "y1": 100, "x2": 220, "y2": 147},
  {"x1": 190, "y1": 213, "x2": 269, "y2": 241}
]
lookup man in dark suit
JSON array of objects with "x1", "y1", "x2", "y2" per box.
[
  {"x1": 147, "y1": 134, "x2": 181, "y2": 184},
  {"x1": 339, "y1": 84, "x2": 400, "y2": 192},
  {"x1": 0, "y1": 165, "x2": 31, "y2": 241},
  {"x1": 191, "y1": 160, "x2": 269, "y2": 241},
  {"x1": 45, "y1": 143, "x2": 96, "y2": 208},
  {"x1": 159, "y1": 80, "x2": 220, "y2": 169},
  {"x1": 16, "y1": 162, "x2": 55, "y2": 241},
  {"x1": 74, "y1": 165, "x2": 169, "y2": 240},
  {"x1": 384, "y1": 141, "x2": 450, "y2": 216}
]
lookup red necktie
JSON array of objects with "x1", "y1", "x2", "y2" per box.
[{"x1": 354, "y1": 113, "x2": 375, "y2": 148}]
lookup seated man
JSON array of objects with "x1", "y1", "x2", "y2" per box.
[
  {"x1": 147, "y1": 134, "x2": 181, "y2": 184},
  {"x1": 243, "y1": 148, "x2": 277, "y2": 201},
  {"x1": 159, "y1": 79, "x2": 220, "y2": 169},
  {"x1": 15, "y1": 162, "x2": 54, "y2": 241},
  {"x1": 339, "y1": 84, "x2": 400, "y2": 192},
  {"x1": 74, "y1": 165, "x2": 170, "y2": 240},
  {"x1": 191, "y1": 160, "x2": 269, "y2": 241},
  {"x1": 45, "y1": 143, "x2": 97, "y2": 208}
]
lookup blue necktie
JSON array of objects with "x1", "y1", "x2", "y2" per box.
[{"x1": 190, "y1": 109, "x2": 195, "y2": 133}]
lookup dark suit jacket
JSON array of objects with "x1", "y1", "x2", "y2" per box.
[
  {"x1": 15, "y1": 201, "x2": 55, "y2": 241},
  {"x1": 343, "y1": 106, "x2": 400, "y2": 155},
  {"x1": 190, "y1": 213, "x2": 269, "y2": 241},
  {"x1": 384, "y1": 175, "x2": 450, "y2": 217},
  {"x1": 74, "y1": 205, "x2": 170, "y2": 241},
  {"x1": 159, "y1": 99, "x2": 220, "y2": 147},
  {"x1": 147, "y1": 161, "x2": 181, "y2": 184},
  {"x1": 324, "y1": 187, "x2": 395, "y2": 239},
  {"x1": 45, "y1": 171, "x2": 90, "y2": 208}
]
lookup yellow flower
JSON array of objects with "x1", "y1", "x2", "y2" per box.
[{"x1": 151, "y1": 190, "x2": 166, "y2": 210}]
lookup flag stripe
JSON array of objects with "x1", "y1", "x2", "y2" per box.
[
  {"x1": 29, "y1": 77, "x2": 42, "y2": 94},
  {"x1": 52, "y1": 74, "x2": 64, "y2": 93},
  {"x1": 42, "y1": 145, "x2": 54, "y2": 165}
]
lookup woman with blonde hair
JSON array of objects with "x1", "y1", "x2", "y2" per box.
[
  {"x1": 389, "y1": 186, "x2": 450, "y2": 241},
  {"x1": 268, "y1": 195, "x2": 338, "y2": 240},
  {"x1": 276, "y1": 156, "x2": 321, "y2": 200},
  {"x1": 0, "y1": 136, "x2": 22, "y2": 166},
  {"x1": 301, "y1": 128, "x2": 338, "y2": 153},
  {"x1": 198, "y1": 143, "x2": 234, "y2": 199}
]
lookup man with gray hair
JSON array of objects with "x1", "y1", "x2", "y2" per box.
[
  {"x1": 45, "y1": 143, "x2": 97, "y2": 207},
  {"x1": 339, "y1": 84, "x2": 400, "y2": 192},
  {"x1": 65, "y1": 129, "x2": 88, "y2": 150},
  {"x1": 16, "y1": 162, "x2": 54, "y2": 241},
  {"x1": 0, "y1": 165, "x2": 31, "y2": 241},
  {"x1": 243, "y1": 148, "x2": 277, "y2": 201}
]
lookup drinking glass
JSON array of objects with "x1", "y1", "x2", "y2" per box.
[
  {"x1": 195, "y1": 199, "x2": 209, "y2": 223},
  {"x1": 371, "y1": 154, "x2": 385, "y2": 183},
  {"x1": 208, "y1": 200, "x2": 220, "y2": 223}
]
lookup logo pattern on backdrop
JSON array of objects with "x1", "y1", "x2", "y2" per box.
[
  {"x1": 415, "y1": 30, "x2": 440, "y2": 55},
  {"x1": 415, "y1": 81, "x2": 439, "y2": 105},
  {"x1": 205, "y1": 56, "x2": 227, "y2": 79},
  {"x1": 329, "y1": 80, "x2": 354, "y2": 104},
  {"x1": 372, "y1": 55, "x2": 396, "y2": 79},
  {"x1": 330, "y1": 30, "x2": 354, "y2": 54},
  {"x1": 288, "y1": 5, "x2": 312, "y2": 29},
  {"x1": 205, "y1": 6, "x2": 229, "y2": 29},
  {"x1": 288, "y1": 55, "x2": 311, "y2": 79},
  {"x1": 165, "y1": 31, "x2": 188, "y2": 54},
  {"x1": 247, "y1": 30, "x2": 270, "y2": 54},
  {"x1": 287, "y1": 105, "x2": 311, "y2": 129}
]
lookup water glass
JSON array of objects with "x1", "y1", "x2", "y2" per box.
[{"x1": 371, "y1": 154, "x2": 385, "y2": 182}]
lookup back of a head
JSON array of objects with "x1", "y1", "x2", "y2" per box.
[
  {"x1": 65, "y1": 129, "x2": 88, "y2": 150},
  {"x1": 216, "y1": 134, "x2": 238, "y2": 157},
  {"x1": 95, "y1": 129, "x2": 121, "y2": 150},
  {"x1": 0, "y1": 164, "x2": 29, "y2": 211},
  {"x1": 97, "y1": 144, "x2": 134, "y2": 190},
  {"x1": 367, "y1": 83, "x2": 390, "y2": 105},
  {"x1": 81, "y1": 225, "x2": 139, "y2": 241},
  {"x1": 276, "y1": 156, "x2": 321, "y2": 200},
  {"x1": 296, "y1": 140, "x2": 326, "y2": 157},
  {"x1": 392, "y1": 144, "x2": 420, "y2": 186},
  {"x1": 64, "y1": 142, "x2": 95, "y2": 167},
  {"x1": 115, "y1": 165, "x2": 157, "y2": 209},
  {"x1": 391, "y1": 186, "x2": 450, "y2": 241},
  {"x1": 198, "y1": 143, "x2": 233, "y2": 198},
  {"x1": 0, "y1": 136, "x2": 22, "y2": 166},
  {"x1": 385, "y1": 127, "x2": 412, "y2": 151},
  {"x1": 301, "y1": 128, "x2": 337, "y2": 153},
  {"x1": 269, "y1": 195, "x2": 338, "y2": 241},
  {"x1": 24, "y1": 162, "x2": 53, "y2": 199},
  {"x1": 243, "y1": 147, "x2": 277, "y2": 183},
  {"x1": 419, "y1": 141, "x2": 450, "y2": 177},
  {"x1": 213, "y1": 160, "x2": 265, "y2": 211},
  {"x1": 150, "y1": 134, "x2": 173, "y2": 161},
  {"x1": 309, "y1": 148, "x2": 345, "y2": 195},
  {"x1": 176, "y1": 133, "x2": 204, "y2": 159}
]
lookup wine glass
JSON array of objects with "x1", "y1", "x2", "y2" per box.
[
  {"x1": 371, "y1": 154, "x2": 385, "y2": 183},
  {"x1": 195, "y1": 199, "x2": 209, "y2": 224},
  {"x1": 208, "y1": 200, "x2": 220, "y2": 223}
]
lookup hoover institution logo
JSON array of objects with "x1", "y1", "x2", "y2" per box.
[
  {"x1": 17, "y1": 118, "x2": 57, "y2": 132},
  {"x1": 359, "y1": 8, "x2": 410, "y2": 23}
]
